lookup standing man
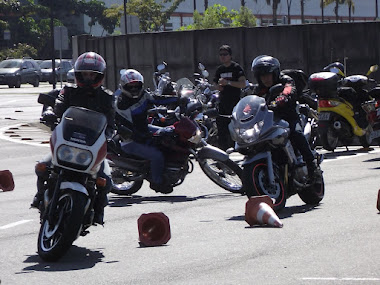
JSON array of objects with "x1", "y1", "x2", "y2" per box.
[{"x1": 213, "y1": 44, "x2": 247, "y2": 151}]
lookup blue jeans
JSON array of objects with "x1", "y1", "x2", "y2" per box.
[{"x1": 121, "y1": 141, "x2": 165, "y2": 184}]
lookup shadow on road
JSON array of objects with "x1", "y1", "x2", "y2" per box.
[
  {"x1": 21, "y1": 246, "x2": 105, "y2": 272},
  {"x1": 322, "y1": 147, "x2": 373, "y2": 160},
  {"x1": 108, "y1": 192, "x2": 238, "y2": 207},
  {"x1": 227, "y1": 203, "x2": 321, "y2": 223}
]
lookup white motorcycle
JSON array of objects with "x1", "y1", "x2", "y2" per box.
[{"x1": 36, "y1": 106, "x2": 109, "y2": 261}]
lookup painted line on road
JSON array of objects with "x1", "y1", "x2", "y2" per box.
[
  {"x1": 0, "y1": 124, "x2": 49, "y2": 148},
  {"x1": 0, "y1": 99, "x2": 18, "y2": 106},
  {"x1": 0, "y1": 219, "x2": 33, "y2": 230},
  {"x1": 301, "y1": 277, "x2": 380, "y2": 281}
]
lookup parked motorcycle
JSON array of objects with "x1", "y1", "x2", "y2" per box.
[
  {"x1": 309, "y1": 65, "x2": 379, "y2": 151},
  {"x1": 229, "y1": 92, "x2": 324, "y2": 211},
  {"x1": 36, "y1": 101, "x2": 109, "y2": 261}
]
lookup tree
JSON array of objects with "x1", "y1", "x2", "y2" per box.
[
  {"x1": 126, "y1": 0, "x2": 184, "y2": 32},
  {"x1": 286, "y1": 0, "x2": 293, "y2": 24},
  {"x1": 254, "y1": 0, "x2": 280, "y2": 25},
  {"x1": 323, "y1": 0, "x2": 355, "y2": 23},
  {"x1": 179, "y1": 4, "x2": 256, "y2": 30}
]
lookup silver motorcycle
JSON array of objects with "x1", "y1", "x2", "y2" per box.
[{"x1": 229, "y1": 93, "x2": 324, "y2": 211}]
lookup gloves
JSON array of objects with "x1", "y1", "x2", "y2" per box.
[
  {"x1": 41, "y1": 109, "x2": 57, "y2": 127},
  {"x1": 275, "y1": 94, "x2": 288, "y2": 106}
]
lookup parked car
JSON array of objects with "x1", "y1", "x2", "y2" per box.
[
  {"x1": 40, "y1": 59, "x2": 73, "y2": 84},
  {"x1": 0, "y1": 58, "x2": 41, "y2": 88},
  {"x1": 66, "y1": 68, "x2": 75, "y2": 83}
]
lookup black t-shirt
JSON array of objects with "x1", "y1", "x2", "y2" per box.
[{"x1": 213, "y1": 61, "x2": 245, "y2": 115}]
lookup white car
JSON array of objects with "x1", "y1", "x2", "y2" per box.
[{"x1": 66, "y1": 68, "x2": 75, "y2": 83}]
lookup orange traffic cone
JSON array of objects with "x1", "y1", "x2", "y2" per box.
[
  {"x1": 245, "y1": 195, "x2": 283, "y2": 228},
  {"x1": 377, "y1": 189, "x2": 380, "y2": 212},
  {"x1": 137, "y1": 212, "x2": 171, "y2": 247},
  {"x1": 0, "y1": 170, "x2": 15, "y2": 192}
]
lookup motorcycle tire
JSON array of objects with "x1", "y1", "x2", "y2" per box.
[
  {"x1": 358, "y1": 133, "x2": 371, "y2": 148},
  {"x1": 37, "y1": 190, "x2": 87, "y2": 262},
  {"x1": 198, "y1": 158, "x2": 243, "y2": 193},
  {"x1": 111, "y1": 180, "x2": 143, "y2": 196},
  {"x1": 243, "y1": 162, "x2": 286, "y2": 212},
  {"x1": 319, "y1": 124, "x2": 339, "y2": 151},
  {"x1": 298, "y1": 175, "x2": 325, "y2": 205}
]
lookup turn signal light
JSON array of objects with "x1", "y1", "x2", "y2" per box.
[{"x1": 96, "y1": 177, "x2": 107, "y2": 188}]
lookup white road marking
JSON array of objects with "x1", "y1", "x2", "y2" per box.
[
  {"x1": 0, "y1": 124, "x2": 49, "y2": 148},
  {"x1": 301, "y1": 277, "x2": 380, "y2": 281},
  {"x1": 0, "y1": 100, "x2": 18, "y2": 106},
  {"x1": 0, "y1": 219, "x2": 33, "y2": 230}
]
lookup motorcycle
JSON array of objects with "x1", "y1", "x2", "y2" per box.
[
  {"x1": 229, "y1": 90, "x2": 324, "y2": 212},
  {"x1": 107, "y1": 109, "x2": 243, "y2": 195},
  {"x1": 309, "y1": 65, "x2": 379, "y2": 151},
  {"x1": 35, "y1": 99, "x2": 109, "y2": 261}
]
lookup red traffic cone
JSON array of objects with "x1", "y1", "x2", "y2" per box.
[
  {"x1": 377, "y1": 189, "x2": 380, "y2": 212},
  {"x1": 0, "y1": 170, "x2": 15, "y2": 192},
  {"x1": 137, "y1": 212, "x2": 171, "y2": 247},
  {"x1": 245, "y1": 195, "x2": 283, "y2": 228}
]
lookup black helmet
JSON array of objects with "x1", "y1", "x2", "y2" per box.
[
  {"x1": 74, "y1": 52, "x2": 106, "y2": 88},
  {"x1": 251, "y1": 55, "x2": 281, "y2": 83}
]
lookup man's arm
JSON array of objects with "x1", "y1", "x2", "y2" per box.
[{"x1": 218, "y1": 75, "x2": 247, "y2": 89}]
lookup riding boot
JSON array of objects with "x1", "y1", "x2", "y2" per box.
[
  {"x1": 31, "y1": 162, "x2": 50, "y2": 209},
  {"x1": 306, "y1": 160, "x2": 321, "y2": 183},
  {"x1": 93, "y1": 188, "x2": 108, "y2": 225}
]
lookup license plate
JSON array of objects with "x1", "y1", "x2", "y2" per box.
[
  {"x1": 370, "y1": 129, "x2": 380, "y2": 140},
  {"x1": 318, "y1": 112, "x2": 330, "y2": 121}
]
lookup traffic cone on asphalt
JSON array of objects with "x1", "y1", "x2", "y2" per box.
[
  {"x1": 137, "y1": 212, "x2": 171, "y2": 247},
  {"x1": 377, "y1": 189, "x2": 380, "y2": 212},
  {"x1": 245, "y1": 195, "x2": 283, "y2": 228},
  {"x1": 0, "y1": 170, "x2": 15, "y2": 192}
]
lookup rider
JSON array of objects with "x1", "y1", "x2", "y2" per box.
[
  {"x1": 251, "y1": 55, "x2": 319, "y2": 181},
  {"x1": 113, "y1": 68, "x2": 179, "y2": 194},
  {"x1": 31, "y1": 52, "x2": 115, "y2": 225}
]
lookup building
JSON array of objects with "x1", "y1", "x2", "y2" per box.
[{"x1": 86, "y1": 0, "x2": 380, "y2": 36}]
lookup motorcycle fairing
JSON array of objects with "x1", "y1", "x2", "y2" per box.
[
  {"x1": 318, "y1": 101, "x2": 366, "y2": 136},
  {"x1": 60, "y1": 181, "x2": 89, "y2": 196},
  {"x1": 51, "y1": 107, "x2": 108, "y2": 175},
  {"x1": 197, "y1": 144, "x2": 229, "y2": 162}
]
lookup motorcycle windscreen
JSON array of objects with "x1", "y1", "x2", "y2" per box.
[
  {"x1": 232, "y1": 95, "x2": 268, "y2": 127},
  {"x1": 60, "y1": 106, "x2": 107, "y2": 146}
]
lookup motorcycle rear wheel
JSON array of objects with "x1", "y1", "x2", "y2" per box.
[
  {"x1": 319, "y1": 125, "x2": 339, "y2": 151},
  {"x1": 37, "y1": 190, "x2": 87, "y2": 262},
  {"x1": 111, "y1": 180, "x2": 143, "y2": 195},
  {"x1": 198, "y1": 158, "x2": 243, "y2": 193},
  {"x1": 298, "y1": 175, "x2": 325, "y2": 205},
  {"x1": 243, "y1": 162, "x2": 286, "y2": 212}
]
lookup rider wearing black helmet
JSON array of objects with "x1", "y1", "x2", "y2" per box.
[
  {"x1": 31, "y1": 52, "x2": 115, "y2": 225},
  {"x1": 252, "y1": 55, "x2": 319, "y2": 182}
]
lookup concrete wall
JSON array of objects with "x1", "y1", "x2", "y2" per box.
[{"x1": 72, "y1": 21, "x2": 380, "y2": 91}]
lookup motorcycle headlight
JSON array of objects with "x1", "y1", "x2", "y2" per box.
[
  {"x1": 188, "y1": 128, "x2": 202, "y2": 144},
  {"x1": 57, "y1": 145, "x2": 93, "y2": 167},
  {"x1": 237, "y1": 120, "x2": 264, "y2": 144}
]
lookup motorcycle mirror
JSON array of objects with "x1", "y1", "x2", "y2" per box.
[
  {"x1": 367, "y1": 65, "x2": 379, "y2": 76},
  {"x1": 198, "y1": 62, "x2": 205, "y2": 71},
  {"x1": 202, "y1": 70, "x2": 209, "y2": 78},
  {"x1": 329, "y1": 67, "x2": 345, "y2": 77},
  {"x1": 38, "y1": 92, "x2": 58, "y2": 107},
  {"x1": 120, "y1": 68, "x2": 127, "y2": 75},
  {"x1": 157, "y1": 62, "x2": 167, "y2": 72},
  {"x1": 269, "y1": 83, "x2": 284, "y2": 97}
]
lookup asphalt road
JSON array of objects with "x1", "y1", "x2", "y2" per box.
[{"x1": 0, "y1": 84, "x2": 380, "y2": 285}]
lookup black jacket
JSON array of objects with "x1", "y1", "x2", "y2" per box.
[
  {"x1": 253, "y1": 74, "x2": 299, "y2": 121},
  {"x1": 54, "y1": 84, "x2": 115, "y2": 134}
]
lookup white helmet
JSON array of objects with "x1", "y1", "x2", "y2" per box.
[{"x1": 120, "y1": 69, "x2": 144, "y2": 99}]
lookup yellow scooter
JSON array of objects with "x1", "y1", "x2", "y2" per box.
[{"x1": 308, "y1": 65, "x2": 378, "y2": 151}]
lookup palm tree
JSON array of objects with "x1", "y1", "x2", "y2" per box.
[
  {"x1": 204, "y1": 0, "x2": 208, "y2": 10},
  {"x1": 241, "y1": 0, "x2": 246, "y2": 7},
  {"x1": 253, "y1": 0, "x2": 280, "y2": 25},
  {"x1": 323, "y1": 0, "x2": 355, "y2": 23},
  {"x1": 286, "y1": 0, "x2": 293, "y2": 24}
]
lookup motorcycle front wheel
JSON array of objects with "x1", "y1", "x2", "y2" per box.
[
  {"x1": 298, "y1": 174, "x2": 325, "y2": 205},
  {"x1": 319, "y1": 124, "x2": 339, "y2": 151},
  {"x1": 110, "y1": 169, "x2": 144, "y2": 195},
  {"x1": 37, "y1": 190, "x2": 87, "y2": 262},
  {"x1": 243, "y1": 162, "x2": 286, "y2": 212},
  {"x1": 198, "y1": 158, "x2": 243, "y2": 193}
]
